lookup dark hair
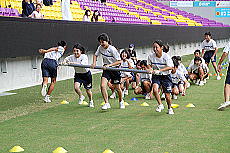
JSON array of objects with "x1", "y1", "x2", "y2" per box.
[
  {"x1": 140, "y1": 60, "x2": 147, "y2": 67},
  {"x1": 84, "y1": 10, "x2": 91, "y2": 16},
  {"x1": 136, "y1": 60, "x2": 141, "y2": 66},
  {"x1": 163, "y1": 44, "x2": 169, "y2": 53},
  {"x1": 73, "y1": 43, "x2": 86, "y2": 54},
  {"x1": 176, "y1": 56, "x2": 181, "y2": 61},
  {"x1": 120, "y1": 49, "x2": 130, "y2": 59},
  {"x1": 194, "y1": 49, "x2": 201, "y2": 54},
  {"x1": 204, "y1": 32, "x2": 211, "y2": 36},
  {"x1": 36, "y1": 4, "x2": 41, "y2": 9},
  {"x1": 173, "y1": 59, "x2": 179, "y2": 68},
  {"x1": 129, "y1": 44, "x2": 135, "y2": 48},
  {"x1": 153, "y1": 40, "x2": 164, "y2": 47},
  {"x1": 194, "y1": 56, "x2": 202, "y2": 63},
  {"x1": 91, "y1": 10, "x2": 100, "y2": 22},
  {"x1": 97, "y1": 33, "x2": 111, "y2": 45},
  {"x1": 57, "y1": 41, "x2": 66, "y2": 47}
]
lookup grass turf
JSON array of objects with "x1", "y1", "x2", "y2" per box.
[{"x1": 0, "y1": 51, "x2": 229, "y2": 153}]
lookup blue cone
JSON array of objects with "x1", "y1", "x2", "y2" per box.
[{"x1": 130, "y1": 98, "x2": 138, "y2": 101}]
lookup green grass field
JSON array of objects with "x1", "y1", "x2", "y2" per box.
[{"x1": 0, "y1": 52, "x2": 229, "y2": 153}]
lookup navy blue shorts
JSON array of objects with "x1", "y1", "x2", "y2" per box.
[
  {"x1": 225, "y1": 65, "x2": 230, "y2": 85},
  {"x1": 102, "y1": 70, "x2": 121, "y2": 84},
  {"x1": 203, "y1": 51, "x2": 216, "y2": 63},
  {"x1": 152, "y1": 75, "x2": 172, "y2": 93},
  {"x1": 74, "y1": 71, "x2": 92, "y2": 89},
  {"x1": 41, "y1": 58, "x2": 58, "y2": 78},
  {"x1": 131, "y1": 72, "x2": 136, "y2": 82}
]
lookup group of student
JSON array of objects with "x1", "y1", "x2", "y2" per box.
[{"x1": 38, "y1": 32, "x2": 230, "y2": 115}]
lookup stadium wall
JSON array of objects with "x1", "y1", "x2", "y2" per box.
[{"x1": 0, "y1": 17, "x2": 230, "y2": 92}]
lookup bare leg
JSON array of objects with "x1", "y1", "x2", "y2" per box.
[
  {"x1": 42, "y1": 77, "x2": 48, "y2": 86},
  {"x1": 165, "y1": 92, "x2": 172, "y2": 109},
  {"x1": 86, "y1": 89, "x2": 93, "y2": 101},
  {"x1": 198, "y1": 67, "x2": 205, "y2": 81},
  {"x1": 101, "y1": 77, "x2": 109, "y2": 103},
  {"x1": 212, "y1": 61, "x2": 219, "y2": 74},
  {"x1": 74, "y1": 82, "x2": 82, "y2": 97},
  {"x1": 152, "y1": 83, "x2": 162, "y2": 105},
  {"x1": 114, "y1": 84, "x2": 123, "y2": 102},
  {"x1": 224, "y1": 84, "x2": 230, "y2": 102},
  {"x1": 172, "y1": 87, "x2": 179, "y2": 95},
  {"x1": 47, "y1": 77, "x2": 56, "y2": 95}
]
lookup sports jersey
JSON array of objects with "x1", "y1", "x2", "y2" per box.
[
  {"x1": 201, "y1": 39, "x2": 217, "y2": 51},
  {"x1": 44, "y1": 46, "x2": 64, "y2": 61},
  {"x1": 64, "y1": 54, "x2": 89, "y2": 73}
]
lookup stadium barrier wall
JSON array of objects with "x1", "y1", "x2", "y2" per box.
[{"x1": 0, "y1": 17, "x2": 229, "y2": 92}]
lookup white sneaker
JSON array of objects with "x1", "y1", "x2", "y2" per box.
[
  {"x1": 43, "y1": 95, "x2": 51, "y2": 103},
  {"x1": 195, "y1": 79, "x2": 200, "y2": 85},
  {"x1": 217, "y1": 75, "x2": 221, "y2": 80},
  {"x1": 167, "y1": 108, "x2": 174, "y2": 115},
  {"x1": 89, "y1": 100, "x2": 94, "y2": 108},
  {"x1": 186, "y1": 82, "x2": 190, "y2": 88},
  {"x1": 161, "y1": 93, "x2": 165, "y2": 99},
  {"x1": 78, "y1": 95, "x2": 85, "y2": 105},
  {"x1": 41, "y1": 84, "x2": 47, "y2": 96},
  {"x1": 156, "y1": 104, "x2": 164, "y2": 112},
  {"x1": 122, "y1": 90, "x2": 125, "y2": 98},
  {"x1": 101, "y1": 102, "x2": 111, "y2": 110},
  {"x1": 199, "y1": 81, "x2": 204, "y2": 86},
  {"x1": 218, "y1": 101, "x2": 230, "y2": 111},
  {"x1": 145, "y1": 93, "x2": 151, "y2": 100},
  {"x1": 107, "y1": 102, "x2": 111, "y2": 109},
  {"x1": 203, "y1": 79, "x2": 207, "y2": 84},
  {"x1": 207, "y1": 76, "x2": 210, "y2": 80},
  {"x1": 124, "y1": 90, "x2": 129, "y2": 95},
  {"x1": 109, "y1": 92, "x2": 116, "y2": 99},
  {"x1": 120, "y1": 100, "x2": 125, "y2": 109},
  {"x1": 172, "y1": 95, "x2": 178, "y2": 100}
]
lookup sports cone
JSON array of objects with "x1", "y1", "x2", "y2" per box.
[
  {"x1": 124, "y1": 102, "x2": 129, "y2": 106},
  {"x1": 171, "y1": 104, "x2": 179, "y2": 108},
  {"x1": 60, "y1": 100, "x2": 69, "y2": 104},
  {"x1": 140, "y1": 102, "x2": 149, "y2": 106},
  {"x1": 53, "y1": 147, "x2": 68, "y2": 153},
  {"x1": 82, "y1": 101, "x2": 88, "y2": 106},
  {"x1": 220, "y1": 73, "x2": 225, "y2": 76},
  {"x1": 186, "y1": 103, "x2": 195, "y2": 108},
  {"x1": 130, "y1": 97, "x2": 138, "y2": 101},
  {"x1": 102, "y1": 149, "x2": 114, "y2": 153},
  {"x1": 9, "y1": 146, "x2": 24, "y2": 152},
  {"x1": 208, "y1": 73, "x2": 212, "y2": 76},
  {"x1": 214, "y1": 73, "x2": 217, "y2": 76},
  {"x1": 101, "y1": 102, "x2": 106, "y2": 106}
]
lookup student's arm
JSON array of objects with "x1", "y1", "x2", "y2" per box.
[
  {"x1": 127, "y1": 60, "x2": 134, "y2": 69},
  {"x1": 146, "y1": 65, "x2": 153, "y2": 74},
  {"x1": 201, "y1": 49, "x2": 205, "y2": 57},
  {"x1": 105, "y1": 60, "x2": 122, "y2": 67},
  {"x1": 212, "y1": 47, "x2": 218, "y2": 60},
  {"x1": 38, "y1": 47, "x2": 58, "y2": 54},
  {"x1": 217, "y1": 52, "x2": 228, "y2": 72},
  {"x1": 91, "y1": 55, "x2": 97, "y2": 68},
  {"x1": 159, "y1": 66, "x2": 173, "y2": 72}
]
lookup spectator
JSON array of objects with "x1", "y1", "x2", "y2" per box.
[
  {"x1": 35, "y1": 0, "x2": 43, "y2": 6},
  {"x1": 43, "y1": 0, "x2": 53, "y2": 6},
  {"x1": 29, "y1": 4, "x2": 43, "y2": 19},
  {"x1": 61, "y1": 0, "x2": 73, "y2": 20},
  {"x1": 91, "y1": 10, "x2": 100, "y2": 22},
  {"x1": 22, "y1": 0, "x2": 35, "y2": 17},
  {"x1": 83, "y1": 10, "x2": 91, "y2": 22},
  {"x1": 128, "y1": 44, "x2": 137, "y2": 64}
]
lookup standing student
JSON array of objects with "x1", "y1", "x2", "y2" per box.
[
  {"x1": 217, "y1": 41, "x2": 230, "y2": 110},
  {"x1": 128, "y1": 44, "x2": 137, "y2": 65},
  {"x1": 201, "y1": 32, "x2": 220, "y2": 80},
  {"x1": 91, "y1": 10, "x2": 100, "y2": 22},
  {"x1": 83, "y1": 10, "x2": 91, "y2": 22},
  {"x1": 61, "y1": 0, "x2": 73, "y2": 20},
  {"x1": 62, "y1": 43, "x2": 94, "y2": 108},
  {"x1": 39, "y1": 41, "x2": 67, "y2": 103},
  {"x1": 29, "y1": 4, "x2": 43, "y2": 19},
  {"x1": 147, "y1": 40, "x2": 174, "y2": 115},
  {"x1": 92, "y1": 33, "x2": 124, "y2": 110}
]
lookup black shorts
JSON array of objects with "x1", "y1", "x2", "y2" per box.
[
  {"x1": 203, "y1": 50, "x2": 216, "y2": 63},
  {"x1": 41, "y1": 58, "x2": 58, "y2": 78},
  {"x1": 74, "y1": 71, "x2": 92, "y2": 89},
  {"x1": 102, "y1": 70, "x2": 121, "y2": 84},
  {"x1": 225, "y1": 64, "x2": 230, "y2": 85},
  {"x1": 131, "y1": 72, "x2": 136, "y2": 82},
  {"x1": 152, "y1": 75, "x2": 172, "y2": 93}
]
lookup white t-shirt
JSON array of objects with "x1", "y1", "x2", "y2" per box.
[
  {"x1": 189, "y1": 57, "x2": 206, "y2": 68},
  {"x1": 187, "y1": 63, "x2": 209, "y2": 74},
  {"x1": 95, "y1": 45, "x2": 121, "y2": 65},
  {"x1": 140, "y1": 73, "x2": 152, "y2": 82},
  {"x1": 171, "y1": 69, "x2": 186, "y2": 84},
  {"x1": 147, "y1": 52, "x2": 174, "y2": 75},
  {"x1": 31, "y1": 11, "x2": 43, "y2": 19},
  {"x1": 120, "y1": 59, "x2": 134, "y2": 77},
  {"x1": 201, "y1": 39, "x2": 217, "y2": 51},
  {"x1": 44, "y1": 46, "x2": 64, "y2": 61},
  {"x1": 223, "y1": 42, "x2": 230, "y2": 63},
  {"x1": 178, "y1": 63, "x2": 188, "y2": 75},
  {"x1": 83, "y1": 15, "x2": 90, "y2": 22},
  {"x1": 64, "y1": 54, "x2": 89, "y2": 73}
]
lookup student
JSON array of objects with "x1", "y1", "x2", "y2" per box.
[
  {"x1": 128, "y1": 44, "x2": 137, "y2": 64},
  {"x1": 62, "y1": 43, "x2": 94, "y2": 108},
  {"x1": 171, "y1": 59, "x2": 188, "y2": 100},
  {"x1": 147, "y1": 40, "x2": 174, "y2": 115},
  {"x1": 22, "y1": 0, "x2": 35, "y2": 17},
  {"x1": 187, "y1": 56, "x2": 209, "y2": 86},
  {"x1": 201, "y1": 32, "x2": 220, "y2": 80},
  {"x1": 217, "y1": 41, "x2": 230, "y2": 110},
  {"x1": 83, "y1": 10, "x2": 91, "y2": 22},
  {"x1": 134, "y1": 60, "x2": 152, "y2": 99},
  {"x1": 29, "y1": 4, "x2": 43, "y2": 19},
  {"x1": 130, "y1": 60, "x2": 141, "y2": 90},
  {"x1": 92, "y1": 33, "x2": 124, "y2": 110},
  {"x1": 39, "y1": 41, "x2": 67, "y2": 103},
  {"x1": 91, "y1": 10, "x2": 100, "y2": 22},
  {"x1": 189, "y1": 50, "x2": 206, "y2": 68}
]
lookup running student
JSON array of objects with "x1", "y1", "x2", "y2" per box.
[
  {"x1": 147, "y1": 40, "x2": 174, "y2": 115},
  {"x1": 62, "y1": 43, "x2": 94, "y2": 108},
  {"x1": 188, "y1": 56, "x2": 209, "y2": 86},
  {"x1": 201, "y1": 32, "x2": 220, "y2": 80},
  {"x1": 134, "y1": 60, "x2": 152, "y2": 100},
  {"x1": 171, "y1": 59, "x2": 188, "y2": 100},
  {"x1": 92, "y1": 33, "x2": 124, "y2": 110},
  {"x1": 39, "y1": 40, "x2": 67, "y2": 103},
  {"x1": 217, "y1": 41, "x2": 230, "y2": 110}
]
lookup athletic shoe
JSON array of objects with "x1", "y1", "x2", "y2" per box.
[
  {"x1": 78, "y1": 95, "x2": 85, "y2": 105},
  {"x1": 124, "y1": 90, "x2": 129, "y2": 95},
  {"x1": 207, "y1": 76, "x2": 210, "y2": 80},
  {"x1": 199, "y1": 81, "x2": 204, "y2": 86},
  {"x1": 218, "y1": 101, "x2": 230, "y2": 111},
  {"x1": 120, "y1": 100, "x2": 125, "y2": 109},
  {"x1": 107, "y1": 102, "x2": 111, "y2": 109},
  {"x1": 195, "y1": 79, "x2": 200, "y2": 85},
  {"x1": 89, "y1": 100, "x2": 94, "y2": 108},
  {"x1": 109, "y1": 92, "x2": 116, "y2": 99},
  {"x1": 43, "y1": 95, "x2": 51, "y2": 103},
  {"x1": 41, "y1": 84, "x2": 47, "y2": 96},
  {"x1": 161, "y1": 93, "x2": 165, "y2": 100},
  {"x1": 186, "y1": 82, "x2": 190, "y2": 88},
  {"x1": 167, "y1": 108, "x2": 174, "y2": 115},
  {"x1": 217, "y1": 75, "x2": 221, "y2": 80},
  {"x1": 203, "y1": 79, "x2": 207, "y2": 84},
  {"x1": 172, "y1": 95, "x2": 178, "y2": 100},
  {"x1": 156, "y1": 104, "x2": 164, "y2": 112},
  {"x1": 145, "y1": 93, "x2": 151, "y2": 100},
  {"x1": 101, "y1": 102, "x2": 111, "y2": 110}
]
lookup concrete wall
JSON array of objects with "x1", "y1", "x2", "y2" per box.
[{"x1": 1, "y1": 38, "x2": 229, "y2": 92}]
